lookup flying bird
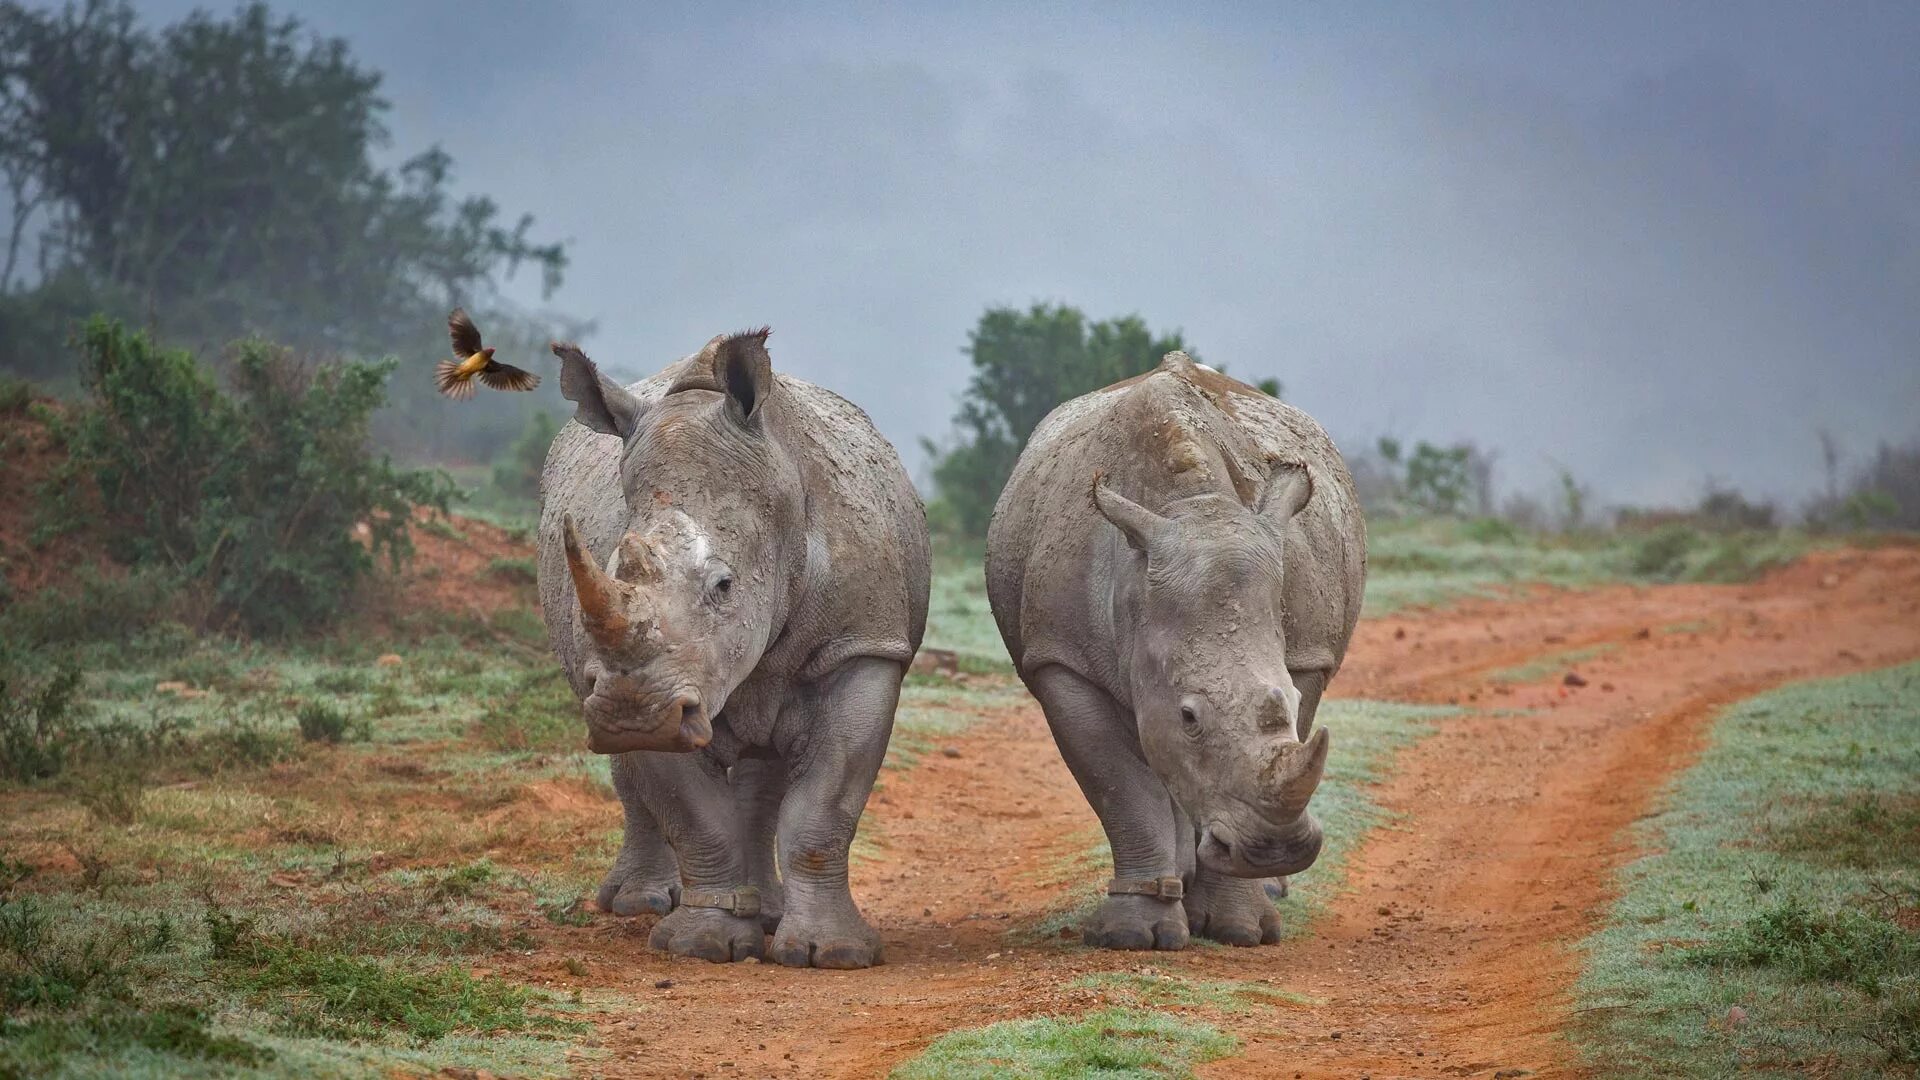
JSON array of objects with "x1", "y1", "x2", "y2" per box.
[{"x1": 436, "y1": 308, "x2": 540, "y2": 398}]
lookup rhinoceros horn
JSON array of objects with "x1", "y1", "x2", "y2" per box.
[
  {"x1": 562, "y1": 513, "x2": 635, "y2": 651},
  {"x1": 1261, "y1": 726, "x2": 1330, "y2": 820}
]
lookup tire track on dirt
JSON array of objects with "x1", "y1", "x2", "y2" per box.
[{"x1": 550, "y1": 547, "x2": 1920, "y2": 1079}]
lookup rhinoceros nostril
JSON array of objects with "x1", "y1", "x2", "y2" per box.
[{"x1": 675, "y1": 695, "x2": 712, "y2": 748}]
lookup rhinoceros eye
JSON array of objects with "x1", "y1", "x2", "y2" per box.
[
  {"x1": 1179, "y1": 702, "x2": 1202, "y2": 739},
  {"x1": 705, "y1": 565, "x2": 735, "y2": 605}
]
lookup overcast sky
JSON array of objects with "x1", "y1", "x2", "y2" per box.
[{"x1": 129, "y1": 1, "x2": 1920, "y2": 507}]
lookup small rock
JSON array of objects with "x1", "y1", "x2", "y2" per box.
[
  {"x1": 1563, "y1": 672, "x2": 1589, "y2": 688},
  {"x1": 1393, "y1": 627, "x2": 1406, "y2": 640},
  {"x1": 377, "y1": 653, "x2": 404, "y2": 667},
  {"x1": 654, "y1": 979, "x2": 674, "y2": 989},
  {"x1": 1819, "y1": 572, "x2": 1841, "y2": 588},
  {"x1": 1633, "y1": 627, "x2": 1652, "y2": 639},
  {"x1": 923, "y1": 906, "x2": 933, "y2": 917},
  {"x1": 940, "y1": 746, "x2": 961, "y2": 758},
  {"x1": 1600, "y1": 682, "x2": 1615, "y2": 692},
  {"x1": 1493, "y1": 1071, "x2": 1531, "y2": 1079},
  {"x1": 1329, "y1": 1031, "x2": 1341, "y2": 1040}
]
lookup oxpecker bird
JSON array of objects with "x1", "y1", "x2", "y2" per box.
[{"x1": 436, "y1": 308, "x2": 540, "y2": 398}]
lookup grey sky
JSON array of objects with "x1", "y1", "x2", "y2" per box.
[{"x1": 133, "y1": 1, "x2": 1920, "y2": 507}]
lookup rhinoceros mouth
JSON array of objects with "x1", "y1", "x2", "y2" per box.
[{"x1": 582, "y1": 692, "x2": 712, "y2": 754}]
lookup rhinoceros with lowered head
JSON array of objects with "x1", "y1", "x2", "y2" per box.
[
  {"x1": 537, "y1": 329, "x2": 929, "y2": 968},
  {"x1": 986, "y1": 351, "x2": 1365, "y2": 950}
]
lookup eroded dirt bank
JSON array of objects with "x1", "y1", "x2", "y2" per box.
[{"x1": 539, "y1": 547, "x2": 1920, "y2": 1079}]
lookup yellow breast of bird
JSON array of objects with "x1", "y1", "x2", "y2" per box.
[{"x1": 454, "y1": 352, "x2": 490, "y2": 377}]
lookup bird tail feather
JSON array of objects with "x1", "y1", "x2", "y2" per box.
[{"x1": 436, "y1": 359, "x2": 475, "y2": 399}]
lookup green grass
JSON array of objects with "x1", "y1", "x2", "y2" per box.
[
  {"x1": 0, "y1": 625, "x2": 619, "y2": 1078},
  {"x1": 1363, "y1": 517, "x2": 1817, "y2": 615},
  {"x1": 921, "y1": 555, "x2": 1010, "y2": 669},
  {"x1": 1574, "y1": 661, "x2": 1920, "y2": 1076},
  {"x1": 889, "y1": 1007, "x2": 1236, "y2": 1079}
]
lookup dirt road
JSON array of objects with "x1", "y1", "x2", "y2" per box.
[{"x1": 535, "y1": 547, "x2": 1920, "y2": 1079}]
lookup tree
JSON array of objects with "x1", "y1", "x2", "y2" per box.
[
  {"x1": 924, "y1": 303, "x2": 1196, "y2": 537},
  {"x1": 0, "y1": 1, "x2": 572, "y2": 460}
]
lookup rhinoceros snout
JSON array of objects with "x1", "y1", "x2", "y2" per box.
[
  {"x1": 582, "y1": 687, "x2": 712, "y2": 754},
  {"x1": 1197, "y1": 814, "x2": 1323, "y2": 878}
]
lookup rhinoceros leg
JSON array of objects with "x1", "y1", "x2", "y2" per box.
[
  {"x1": 1029, "y1": 665, "x2": 1189, "y2": 951},
  {"x1": 1184, "y1": 866, "x2": 1283, "y2": 946},
  {"x1": 733, "y1": 757, "x2": 787, "y2": 932},
  {"x1": 597, "y1": 752, "x2": 681, "y2": 916},
  {"x1": 767, "y1": 656, "x2": 898, "y2": 969},
  {"x1": 633, "y1": 751, "x2": 766, "y2": 963}
]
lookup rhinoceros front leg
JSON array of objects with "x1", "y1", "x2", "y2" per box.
[
  {"x1": 631, "y1": 751, "x2": 765, "y2": 963},
  {"x1": 1029, "y1": 665, "x2": 1189, "y2": 951},
  {"x1": 1183, "y1": 866, "x2": 1283, "y2": 945},
  {"x1": 597, "y1": 752, "x2": 681, "y2": 916},
  {"x1": 768, "y1": 656, "x2": 898, "y2": 969},
  {"x1": 733, "y1": 756, "x2": 787, "y2": 933}
]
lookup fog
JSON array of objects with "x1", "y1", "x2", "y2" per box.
[{"x1": 126, "y1": 1, "x2": 1920, "y2": 507}]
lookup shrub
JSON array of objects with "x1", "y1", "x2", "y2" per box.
[
  {"x1": 49, "y1": 319, "x2": 455, "y2": 636},
  {"x1": 0, "y1": 666, "x2": 86, "y2": 782},
  {"x1": 295, "y1": 701, "x2": 365, "y2": 745}
]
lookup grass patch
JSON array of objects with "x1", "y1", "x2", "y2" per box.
[
  {"x1": 890, "y1": 1007, "x2": 1235, "y2": 1079},
  {"x1": 206, "y1": 903, "x2": 581, "y2": 1044},
  {"x1": 486, "y1": 556, "x2": 537, "y2": 585},
  {"x1": 1363, "y1": 517, "x2": 1817, "y2": 614},
  {"x1": 921, "y1": 555, "x2": 1011, "y2": 670},
  {"x1": 1574, "y1": 661, "x2": 1920, "y2": 1075}
]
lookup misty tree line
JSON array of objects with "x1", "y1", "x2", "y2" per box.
[
  {"x1": 1, "y1": 2, "x2": 1912, "y2": 537},
  {"x1": 0, "y1": 0, "x2": 577, "y2": 462}
]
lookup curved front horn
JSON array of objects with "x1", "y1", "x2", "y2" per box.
[
  {"x1": 1261, "y1": 725, "x2": 1330, "y2": 820},
  {"x1": 562, "y1": 513, "x2": 632, "y2": 650}
]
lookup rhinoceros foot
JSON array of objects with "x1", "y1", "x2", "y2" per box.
[
  {"x1": 769, "y1": 900, "x2": 882, "y2": 969},
  {"x1": 597, "y1": 856, "x2": 680, "y2": 917},
  {"x1": 647, "y1": 906, "x2": 766, "y2": 963},
  {"x1": 1184, "y1": 872, "x2": 1282, "y2": 946},
  {"x1": 1082, "y1": 895, "x2": 1189, "y2": 951}
]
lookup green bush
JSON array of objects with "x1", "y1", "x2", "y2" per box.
[
  {"x1": 0, "y1": 666, "x2": 86, "y2": 782},
  {"x1": 49, "y1": 319, "x2": 454, "y2": 636},
  {"x1": 295, "y1": 701, "x2": 365, "y2": 745}
]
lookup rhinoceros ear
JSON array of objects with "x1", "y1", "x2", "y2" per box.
[
  {"x1": 553, "y1": 342, "x2": 642, "y2": 438},
  {"x1": 1256, "y1": 461, "x2": 1314, "y2": 522},
  {"x1": 1091, "y1": 472, "x2": 1171, "y2": 554},
  {"x1": 664, "y1": 328, "x2": 775, "y2": 426},
  {"x1": 714, "y1": 327, "x2": 774, "y2": 424}
]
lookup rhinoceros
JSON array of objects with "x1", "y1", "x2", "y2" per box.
[
  {"x1": 537, "y1": 329, "x2": 929, "y2": 968},
  {"x1": 985, "y1": 351, "x2": 1365, "y2": 949}
]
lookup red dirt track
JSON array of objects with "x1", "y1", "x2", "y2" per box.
[{"x1": 534, "y1": 547, "x2": 1920, "y2": 1079}]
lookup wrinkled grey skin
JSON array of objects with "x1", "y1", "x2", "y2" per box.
[
  {"x1": 986, "y1": 352, "x2": 1365, "y2": 950},
  {"x1": 538, "y1": 330, "x2": 929, "y2": 968}
]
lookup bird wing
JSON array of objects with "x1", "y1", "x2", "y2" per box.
[
  {"x1": 448, "y1": 308, "x2": 484, "y2": 358},
  {"x1": 479, "y1": 361, "x2": 541, "y2": 392}
]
